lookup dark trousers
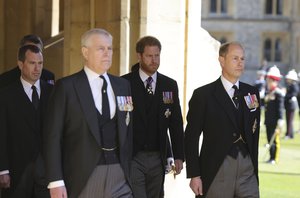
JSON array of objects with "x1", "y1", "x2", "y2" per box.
[
  {"x1": 285, "y1": 110, "x2": 295, "y2": 138},
  {"x1": 1, "y1": 158, "x2": 50, "y2": 198},
  {"x1": 266, "y1": 124, "x2": 280, "y2": 162},
  {"x1": 131, "y1": 151, "x2": 164, "y2": 198}
]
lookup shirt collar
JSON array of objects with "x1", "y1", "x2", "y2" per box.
[
  {"x1": 139, "y1": 68, "x2": 157, "y2": 83},
  {"x1": 221, "y1": 75, "x2": 239, "y2": 92},
  {"x1": 84, "y1": 66, "x2": 108, "y2": 83},
  {"x1": 20, "y1": 77, "x2": 40, "y2": 92}
]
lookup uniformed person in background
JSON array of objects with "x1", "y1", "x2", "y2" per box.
[
  {"x1": 284, "y1": 69, "x2": 299, "y2": 139},
  {"x1": 264, "y1": 65, "x2": 284, "y2": 164},
  {"x1": 254, "y1": 70, "x2": 266, "y2": 108}
]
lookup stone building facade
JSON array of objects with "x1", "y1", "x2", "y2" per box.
[{"x1": 201, "y1": 0, "x2": 300, "y2": 83}]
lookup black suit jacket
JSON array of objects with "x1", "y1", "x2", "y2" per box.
[
  {"x1": 122, "y1": 70, "x2": 184, "y2": 164},
  {"x1": 185, "y1": 78, "x2": 260, "y2": 197},
  {"x1": 43, "y1": 70, "x2": 133, "y2": 198},
  {"x1": 0, "y1": 79, "x2": 53, "y2": 190},
  {"x1": 264, "y1": 88, "x2": 284, "y2": 126},
  {"x1": 0, "y1": 67, "x2": 55, "y2": 89}
]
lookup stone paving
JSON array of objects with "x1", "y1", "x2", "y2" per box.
[{"x1": 164, "y1": 164, "x2": 195, "y2": 198}]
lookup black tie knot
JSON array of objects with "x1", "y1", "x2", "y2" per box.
[
  {"x1": 232, "y1": 85, "x2": 238, "y2": 93},
  {"x1": 31, "y1": 85, "x2": 39, "y2": 109},
  {"x1": 146, "y1": 77, "x2": 153, "y2": 95},
  {"x1": 232, "y1": 85, "x2": 239, "y2": 109}
]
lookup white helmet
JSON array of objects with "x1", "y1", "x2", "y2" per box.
[
  {"x1": 285, "y1": 69, "x2": 298, "y2": 81},
  {"x1": 266, "y1": 65, "x2": 281, "y2": 81}
]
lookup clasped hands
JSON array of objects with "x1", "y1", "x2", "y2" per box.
[{"x1": 0, "y1": 174, "x2": 10, "y2": 188}]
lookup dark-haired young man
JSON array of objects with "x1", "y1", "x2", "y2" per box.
[
  {"x1": 122, "y1": 36, "x2": 185, "y2": 198},
  {"x1": 0, "y1": 45, "x2": 53, "y2": 197}
]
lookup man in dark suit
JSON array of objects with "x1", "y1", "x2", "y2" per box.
[
  {"x1": 0, "y1": 45, "x2": 53, "y2": 197},
  {"x1": 43, "y1": 28, "x2": 133, "y2": 198},
  {"x1": 0, "y1": 34, "x2": 55, "y2": 89},
  {"x1": 185, "y1": 42, "x2": 260, "y2": 197},
  {"x1": 131, "y1": 62, "x2": 175, "y2": 172},
  {"x1": 122, "y1": 36, "x2": 184, "y2": 198}
]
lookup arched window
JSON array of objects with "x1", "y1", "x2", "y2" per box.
[
  {"x1": 275, "y1": 38, "x2": 282, "y2": 61},
  {"x1": 276, "y1": 0, "x2": 283, "y2": 15},
  {"x1": 265, "y1": 0, "x2": 272, "y2": 14},
  {"x1": 263, "y1": 36, "x2": 284, "y2": 62},
  {"x1": 221, "y1": 0, "x2": 227, "y2": 13},
  {"x1": 210, "y1": 0, "x2": 217, "y2": 13},
  {"x1": 209, "y1": 0, "x2": 227, "y2": 14},
  {"x1": 265, "y1": 0, "x2": 283, "y2": 15},
  {"x1": 264, "y1": 39, "x2": 272, "y2": 61}
]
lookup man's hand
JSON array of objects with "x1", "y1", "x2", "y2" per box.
[
  {"x1": 165, "y1": 157, "x2": 174, "y2": 174},
  {"x1": 189, "y1": 176, "x2": 203, "y2": 196},
  {"x1": 0, "y1": 174, "x2": 10, "y2": 188},
  {"x1": 174, "y1": 159, "x2": 183, "y2": 175},
  {"x1": 50, "y1": 186, "x2": 68, "y2": 198}
]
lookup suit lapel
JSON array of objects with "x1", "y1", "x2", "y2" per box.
[
  {"x1": 213, "y1": 78, "x2": 238, "y2": 129},
  {"x1": 39, "y1": 80, "x2": 51, "y2": 115},
  {"x1": 155, "y1": 73, "x2": 162, "y2": 100},
  {"x1": 74, "y1": 70, "x2": 101, "y2": 146},
  {"x1": 155, "y1": 73, "x2": 163, "y2": 127},
  {"x1": 14, "y1": 81, "x2": 37, "y2": 130},
  {"x1": 156, "y1": 73, "x2": 168, "y2": 141}
]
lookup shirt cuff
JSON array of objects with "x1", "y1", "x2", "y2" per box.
[
  {"x1": 0, "y1": 170, "x2": 9, "y2": 175},
  {"x1": 48, "y1": 180, "x2": 65, "y2": 189}
]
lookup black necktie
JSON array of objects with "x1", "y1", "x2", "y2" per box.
[
  {"x1": 100, "y1": 75, "x2": 110, "y2": 120},
  {"x1": 146, "y1": 77, "x2": 153, "y2": 95},
  {"x1": 232, "y1": 85, "x2": 239, "y2": 109},
  {"x1": 31, "y1": 85, "x2": 39, "y2": 109}
]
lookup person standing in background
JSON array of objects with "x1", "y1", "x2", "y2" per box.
[
  {"x1": 264, "y1": 65, "x2": 284, "y2": 164},
  {"x1": 0, "y1": 34, "x2": 55, "y2": 89},
  {"x1": 254, "y1": 69, "x2": 266, "y2": 108},
  {"x1": 284, "y1": 69, "x2": 299, "y2": 139},
  {"x1": 297, "y1": 72, "x2": 300, "y2": 133}
]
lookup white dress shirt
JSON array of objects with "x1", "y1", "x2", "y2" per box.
[
  {"x1": 221, "y1": 75, "x2": 239, "y2": 105},
  {"x1": 139, "y1": 68, "x2": 157, "y2": 94},
  {"x1": 84, "y1": 66, "x2": 116, "y2": 118},
  {"x1": 21, "y1": 78, "x2": 41, "y2": 101}
]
